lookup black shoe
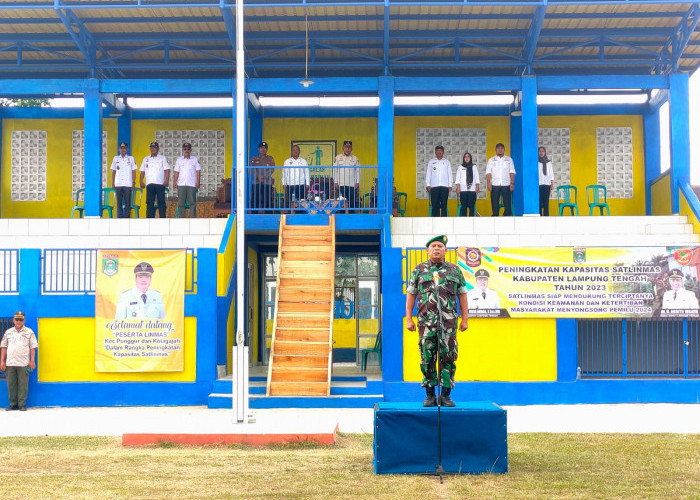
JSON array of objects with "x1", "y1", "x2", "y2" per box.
[
  {"x1": 18, "y1": 406, "x2": 26, "y2": 411},
  {"x1": 423, "y1": 386, "x2": 437, "y2": 407},
  {"x1": 6, "y1": 406, "x2": 18, "y2": 411},
  {"x1": 439, "y1": 388, "x2": 456, "y2": 407}
]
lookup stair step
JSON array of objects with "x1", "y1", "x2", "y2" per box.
[
  {"x1": 271, "y1": 366, "x2": 328, "y2": 382},
  {"x1": 274, "y1": 328, "x2": 331, "y2": 342},
  {"x1": 274, "y1": 341, "x2": 330, "y2": 356},
  {"x1": 283, "y1": 236, "x2": 332, "y2": 246},
  {"x1": 269, "y1": 381, "x2": 329, "y2": 396},
  {"x1": 277, "y1": 302, "x2": 332, "y2": 314},
  {"x1": 275, "y1": 316, "x2": 331, "y2": 329},
  {"x1": 271, "y1": 355, "x2": 330, "y2": 368}
]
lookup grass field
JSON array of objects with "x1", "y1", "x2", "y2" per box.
[{"x1": 1, "y1": 433, "x2": 698, "y2": 499}]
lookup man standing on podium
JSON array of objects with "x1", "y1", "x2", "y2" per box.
[{"x1": 406, "y1": 235, "x2": 469, "y2": 407}]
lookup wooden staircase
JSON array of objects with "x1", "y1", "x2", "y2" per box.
[{"x1": 266, "y1": 215, "x2": 335, "y2": 396}]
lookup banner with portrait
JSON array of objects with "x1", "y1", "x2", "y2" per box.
[
  {"x1": 458, "y1": 246, "x2": 700, "y2": 319},
  {"x1": 95, "y1": 250, "x2": 186, "y2": 372}
]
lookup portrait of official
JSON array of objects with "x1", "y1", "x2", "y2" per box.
[
  {"x1": 661, "y1": 268, "x2": 699, "y2": 311},
  {"x1": 467, "y1": 269, "x2": 501, "y2": 310},
  {"x1": 115, "y1": 262, "x2": 166, "y2": 319}
]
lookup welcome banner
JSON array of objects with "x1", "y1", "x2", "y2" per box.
[
  {"x1": 95, "y1": 250, "x2": 186, "y2": 372},
  {"x1": 457, "y1": 246, "x2": 700, "y2": 319}
]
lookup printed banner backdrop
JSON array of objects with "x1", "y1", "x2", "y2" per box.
[
  {"x1": 457, "y1": 246, "x2": 700, "y2": 319},
  {"x1": 95, "y1": 250, "x2": 186, "y2": 372}
]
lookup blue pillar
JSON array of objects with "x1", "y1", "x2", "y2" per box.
[
  {"x1": 248, "y1": 95, "x2": 262, "y2": 160},
  {"x1": 194, "y1": 248, "x2": 219, "y2": 386},
  {"x1": 518, "y1": 76, "x2": 539, "y2": 216},
  {"x1": 669, "y1": 72, "x2": 690, "y2": 214},
  {"x1": 381, "y1": 246, "x2": 404, "y2": 382},
  {"x1": 377, "y1": 76, "x2": 394, "y2": 215},
  {"x1": 117, "y1": 106, "x2": 132, "y2": 155},
  {"x1": 643, "y1": 107, "x2": 661, "y2": 215},
  {"x1": 556, "y1": 319, "x2": 578, "y2": 382},
  {"x1": 83, "y1": 78, "x2": 103, "y2": 217}
]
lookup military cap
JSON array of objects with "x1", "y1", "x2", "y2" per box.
[
  {"x1": 474, "y1": 269, "x2": 490, "y2": 279},
  {"x1": 258, "y1": 141, "x2": 268, "y2": 148},
  {"x1": 149, "y1": 141, "x2": 159, "y2": 148},
  {"x1": 119, "y1": 141, "x2": 128, "y2": 148},
  {"x1": 426, "y1": 235, "x2": 448, "y2": 247},
  {"x1": 669, "y1": 269, "x2": 684, "y2": 279},
  {"x1": 434, "y1": 145, "x2": 444, "y2": 151},
  {"x1": 343, "y1": 140, "x2": 353, "y2": 147},
  {"x1": 13, "y1": 311, "x2": 25, "y2": 320},
  {"x1": 182, "y1": 142, "x2": 192, "y2": 149},
  {"x1": 134, "y1": 262, "x2": 155, "y2": 276}
]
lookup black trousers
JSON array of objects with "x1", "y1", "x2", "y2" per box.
[
  {"x1": 539, "y1": 184, "x2": 551, "y2": 216},
  {"x1": 146, "y1": 184, "x2": 166, "y2": 218},
  {"x1": 430, "y1": 186, "x2": 449, "y2": 217},
  {"x1": 115, "y1": 186, "x2": 132, "y2": 218},
  {"x1": 491, "y1": 185, "x2": 512, "y2": 216},
  {"x1": 459, "y1": 191, "x2": 477, "y2": 216}
]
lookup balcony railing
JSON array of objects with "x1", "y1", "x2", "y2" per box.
[{"x1": 240, "y1": 165, "x2": 382, "y2": 214}]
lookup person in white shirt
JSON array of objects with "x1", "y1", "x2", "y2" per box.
[
  {"x1": 455, "y1": 151, "x2": 480, "y2": 217},
  {"x1": 662, "y1": 269, "x2": 700, "y2": 312},
  {"x1": 110, "y1": 141, "x2": 138, "y2": 218},
  {"x1": 140, "y1": 141, "x2": 171, "y2": 218},
  {"x1": 425, "y1": 145, "x2": 452, "y2": 217},
  {"x1": 173, "y1": 142, "x2": 201, "y2": 218},
  {"x1": 283, "y1": 144, "x2": 310, "y2": 211},
  {"x1": 467, "y1": 269, "x2": 501, "y2": 310},
  {"x1": 538, "y1": 146, "x2": 554, "y2": 216},
  {"x1": 485, "y1": 143, "x2": 516, "y2": 216},
  {"x1": 333, "y1": 140, "x2": 361, "y2": 213}
]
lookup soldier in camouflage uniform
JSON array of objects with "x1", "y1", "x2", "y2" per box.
[{"x1": 406, "y1": 235, "x2": 468, "y2": 407}]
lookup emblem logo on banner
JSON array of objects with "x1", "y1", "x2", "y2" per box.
[
  {"x1": 102, "y1": 254, "x2": 119, "y2": 277},
  {"x1": 458, "y1": 246, "x2": 700, "y2": 319},
  {"x1": 94, "y1": 249, "x2": 186, "y2": 372}
]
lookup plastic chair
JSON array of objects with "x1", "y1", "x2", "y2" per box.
[
  {"x1": 70, "y1": 188, "x2": 85, "y2": 218},
  {"x1": 396, "y1": 192, "x2": 407, "y2": 217},
  {"x1": 557, "y1": 185, "x2": 579, "y2": 216},
  {"x1": 361, "y1": 331, "x2": 382, "y2": 371},
  {"x1": 497, "y1": 191, "x2": 514, "y2": 215},
  {"x1": 587, "y1": 184, "x2": 610, "y2": 215},
  {"x1": 129, "y1": 187, "x2": 143, "y2": 217},
  {"x1": 363, "y1": 192, "x2": 373, "y2": 211},
  {"x1": 175, "y1": 188, "x2": 199, "y2": 217},
  {"x1": 100, "y1": 187, "x2": 116, "y2": 218},
  {"x1": 152, "y1": 187, "x2": 170, "y2": 214}
]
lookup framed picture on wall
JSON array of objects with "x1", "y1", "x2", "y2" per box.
[{"x1": 291, "y1": 140, "x2": 337, "y2": 168}]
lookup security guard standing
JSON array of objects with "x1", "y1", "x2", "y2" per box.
[
  {"x1": 405, "y1": 235, "x2": 469, "y2": 407},
  {"x1": 115, "y1": 262, "x2": 166, "y2": 319},
  {"x1": 0, "y1": 311, "x2": 38, "y2": 411}
]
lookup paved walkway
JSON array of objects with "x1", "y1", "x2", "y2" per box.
[{"x1": 0, "y1": 403, "x2": 698, "y2": 438}]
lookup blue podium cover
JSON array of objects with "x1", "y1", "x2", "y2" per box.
[{"x1": 373, "y1": 401, "x2": 508, "y2": 475}]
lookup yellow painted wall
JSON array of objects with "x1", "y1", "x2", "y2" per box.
[
  {"x1": 1, "y1": 118, "x2": 118, "y2": 218},
  {"x1": 394, "y1": 116, "x2": 510, "y2": 217},
  {"x1": 651, "y1": 173, "x2": 672, "y2": 215},
  {"x1": 262, "y1": 117, "x2": 378, "y2": 165},
  {"x1": 680, "y1": 190, "x2": 700, "y2": 234},
  {"x1": 403, "y1": 317, "x2": 557, "y2": 382},
  {"x1": 539, "y1": 115, "x2": 646, "y2": 216},
  {"x1": 38, "y1": 317, "x2": 197, "y2": 382}
]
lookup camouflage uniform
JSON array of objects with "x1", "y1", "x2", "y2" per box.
[{"x1": 407, "y1": 260, "x2": 467, "y2": 388}]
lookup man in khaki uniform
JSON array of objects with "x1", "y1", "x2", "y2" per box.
[
  {"x1": 0, "y1": 311, "x2": 38, "y2": 411},
  {"x1": 333, "y1": 140, "x2": 361, "y2": 213}
]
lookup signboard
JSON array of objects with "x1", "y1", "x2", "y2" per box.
[
  {"x1": 95, "y1": 250, "x2": 186, "y2": 372},
  {"x1": 458, "y1": 246, "x2": 700, "y2": 318}
]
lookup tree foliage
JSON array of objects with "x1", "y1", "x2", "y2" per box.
[{"x1": 0, "y1": 98, "x2": 50, "y2": 108}]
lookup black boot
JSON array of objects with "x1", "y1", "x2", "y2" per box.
[
  {"x1": 440, "y1": 387, "x2": 455, "y2": 407},
  {"x1": 423, "y1": 386, "x2": 437, "y2": 407}
]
